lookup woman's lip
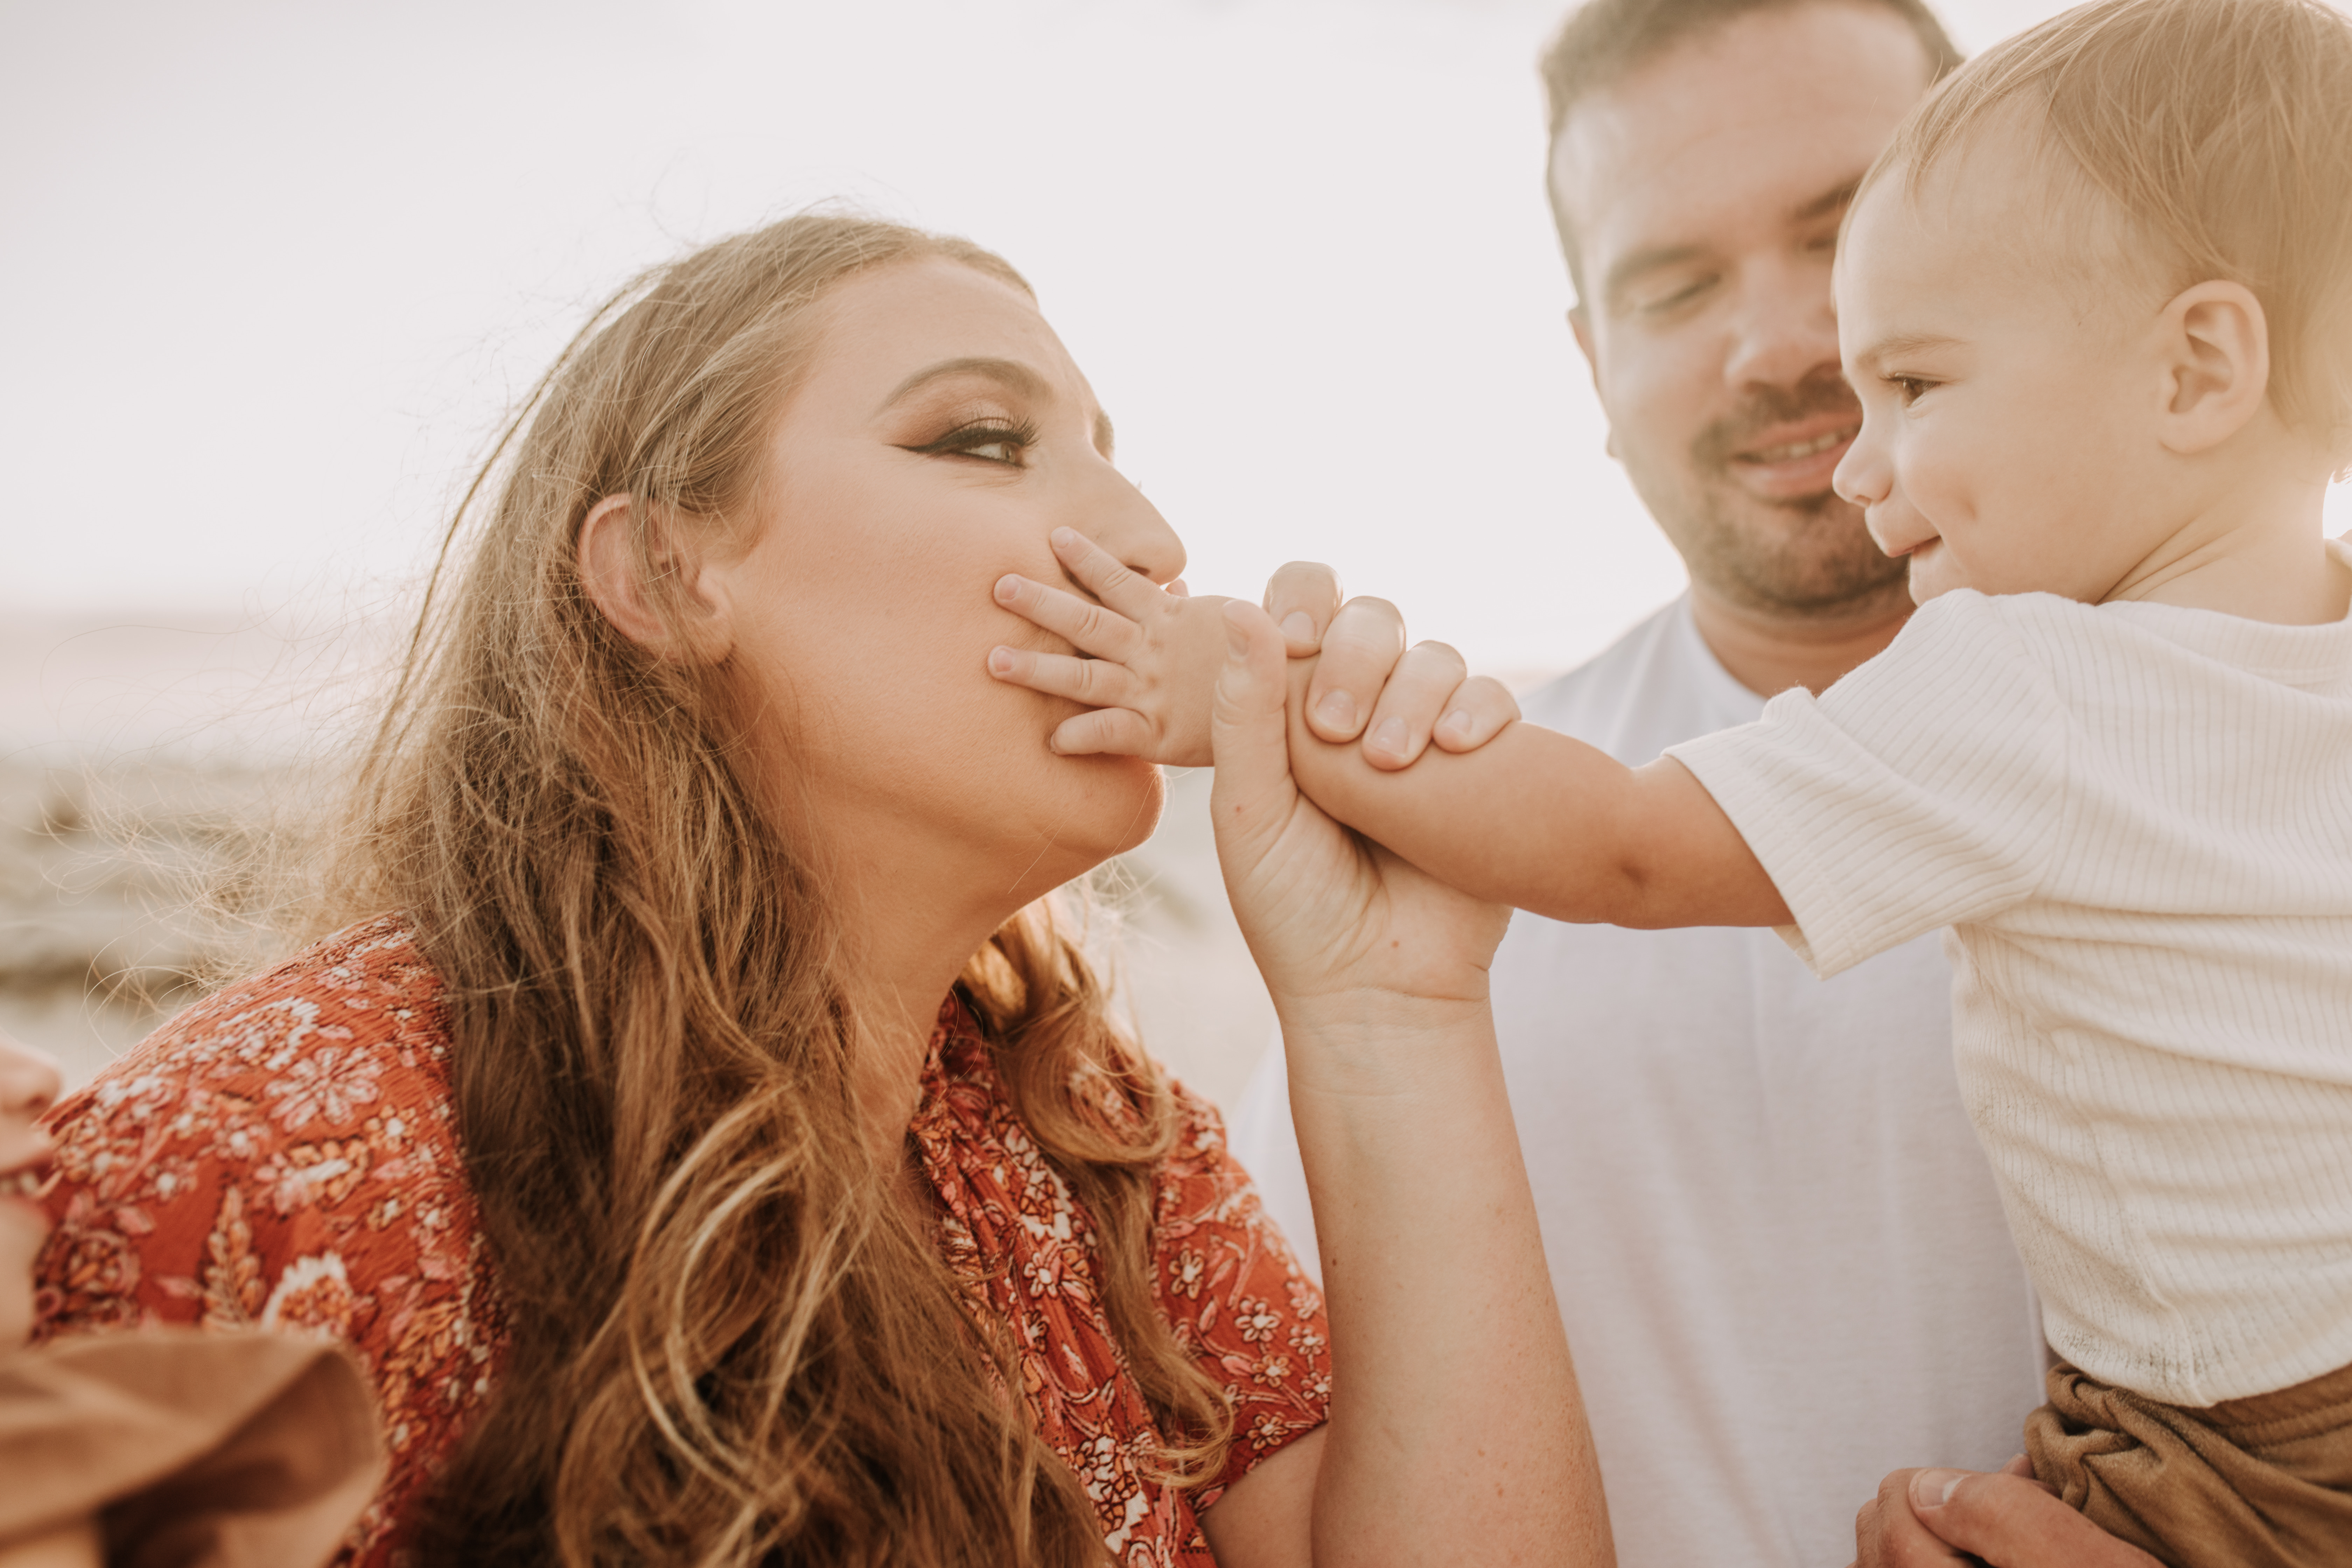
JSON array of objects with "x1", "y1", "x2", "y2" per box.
[{"x1": 1727, "y1": 423, "x2": 1860, "y2": 500}]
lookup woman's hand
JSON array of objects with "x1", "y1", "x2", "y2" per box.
[
  {"x1": 1205, "y1": 601, "x2": 1508, "y2": 1016},
  {"x1": 985, "y1": 531, "x2": 1518, "y2": 769},
  {"x1": 1197, "y1": 601, "x2": 1611, "y2": 1568},
  {"x1": 1852, "y1": 1461, "x2": 2162, "y2": 1568}
]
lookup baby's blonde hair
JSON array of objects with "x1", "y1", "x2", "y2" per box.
[{"x1": 1862, "y1": 0, "x2": 2352, "y2": 459}]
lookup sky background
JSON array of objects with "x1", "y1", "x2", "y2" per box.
[{"x1": 7, "y1": 0, "x2": 2348, "y2": 749}]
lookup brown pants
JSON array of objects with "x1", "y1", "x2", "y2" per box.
[{"x1": 2026, "y1": 1358, "x2": 2352, "y2": 1568}]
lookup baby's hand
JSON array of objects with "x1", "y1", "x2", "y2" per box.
[
  {"x1": 989, "y1": 527, "x2": 1234, "y2": 765},
  {"x1": 987, "y1": 528, "x2": 1520, "y2": 769}
]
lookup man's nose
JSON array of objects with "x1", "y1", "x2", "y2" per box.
[{"x1": 1721, "y1": 255, "x2": 1842, "y2": 393}]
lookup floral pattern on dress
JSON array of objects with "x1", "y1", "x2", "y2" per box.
[
  {"x1": 35, "y1": 922, "x2": 1332, "y2": 1568},
  {"x1": 33, "y1": 918, "x2": 502, "y2": 1568},
  {"x1": 911, "y1": 1007, "x2": 1331, "y2": 1567}
]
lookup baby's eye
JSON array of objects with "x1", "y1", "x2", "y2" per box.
[{"x1": 1888, "y1": 374, "x2": 1935, "y2": 405}]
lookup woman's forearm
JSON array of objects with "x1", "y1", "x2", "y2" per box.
[{"x1": 1281, "y1": 990, "x2": 1612, "y2": 1568}]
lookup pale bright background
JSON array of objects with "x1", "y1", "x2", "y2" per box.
[
  {"x1": 6, "y1": 0, "x2": 2347, "y2": 746},
  {"x1": 4, "y1": 0, "x2": 2346, "y2": 1094}
]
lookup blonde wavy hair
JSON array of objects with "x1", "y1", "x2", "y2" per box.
[
  {"x1": 1861, "y1": 0, "x2": 2352, "y2": 461},
  {"x1": 321, "y1": 212, "x2": 1232, "y2": 1565}
]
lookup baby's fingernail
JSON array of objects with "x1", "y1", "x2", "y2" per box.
[
  {"x1": 995, "y1": 575, "x2": 1021, "y2": 603},
  {"x1": 1280, "y1": 611, "x2": 1315, "y2": 646},
  {"x1": 1437, "y1": 708, "x2": 1473, "y2": 742},
  {"x1": 988, "y1": 647, "x2": 1016, "y2": 676},
  {"x1": 1224, "y1": 610, "x2": 1250, "y2": 660},
  {"x1": 1371, "y1": 716, "x2": 1408, "y2": 755},
  {"x1": 1315, "y1": 690, "x2": 1356, "y2": 732},
  {"x1": 1908, "y1": 1470, "x2": 1967, "y2": 1511}
]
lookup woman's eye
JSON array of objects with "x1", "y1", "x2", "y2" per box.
[{"x1": 907, "y1": 421, "x2": 1037, "y2": 466}]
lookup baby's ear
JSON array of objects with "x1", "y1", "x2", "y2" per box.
[
  {"x1": 2156, "y1": 280, "x2": 2270, "y2": 455},
  {"x1": 576, "y1": 495, "x2": 736, "y2": 663}
]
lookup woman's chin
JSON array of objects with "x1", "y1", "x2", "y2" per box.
[{"x1": 1034, "y1": 753, "x2": 1167, "y2": 869}]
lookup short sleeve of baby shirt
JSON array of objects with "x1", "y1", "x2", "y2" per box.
[{"x1": 1665, "y1": 590, "x2": 2073, "y2": 977}]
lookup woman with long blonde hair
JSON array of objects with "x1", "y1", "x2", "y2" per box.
[{"x1": 29, "y1": 212, "x2": 1607, "y2": 1566}]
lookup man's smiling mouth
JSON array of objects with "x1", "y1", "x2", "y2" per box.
[{"x1": 1734, "y1": 424, "x2": 1860, "y2": 465}]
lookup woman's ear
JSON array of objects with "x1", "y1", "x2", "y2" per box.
[
  {"x1": 576, "y1": 494, "x2": 737, "y2": 662},
  {"x1": 2156, "y1": 280, "x2": 2271, "y2": 456}
]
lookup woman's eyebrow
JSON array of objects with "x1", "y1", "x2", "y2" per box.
[{"x1": 878, "y1": 355, "x2": 1053, "y2": 412}]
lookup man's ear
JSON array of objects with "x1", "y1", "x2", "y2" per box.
[
  {"x1": 2156, "y1": 280, "x2": 2270, "y2": 456},
  {"x1": 1568, "y1": 304, "x2": 1620, "y2": 458},
  {"x1": 576, "y1": 493, "x2": 737, "y2": 662}
]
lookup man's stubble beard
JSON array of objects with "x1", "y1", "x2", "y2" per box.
[
  {"x1": 1653, "y1": 478, "x2": 1911, "y2": 617},
  {"x1": 1619, "y1": 372, "x2": 1912, "y2": 619}
]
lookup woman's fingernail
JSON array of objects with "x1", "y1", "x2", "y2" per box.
[
  {"x1": 1908, "y1": 1470, "x2": 1967, "y2": 1511},
  {"x1": 1052, "y1": 527, "x2": 1081, "y2": 551},
  {"x1": 1315, "y1": 690, "x2": 1356, "y2": 731},
  {"x1": 995, "y1": 575, "x2": 1021, "y2": 603},
  {"x1": 1437, "y1": 708, "x2": 1473, "y2": 742},
  {"x1": 1371, "y1": 716, "x2": 1408, "y2": 755},
  {"x1": 988, "y1": 647, "x2": 1016, "y2": 676},
  {"x1": 1280, "y1": 611, "x2": 1315, "y2": 645}
]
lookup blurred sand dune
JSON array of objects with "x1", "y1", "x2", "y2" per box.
[{"x1": 0, "y1": 610, "x2": 1285, "y2": 1107}]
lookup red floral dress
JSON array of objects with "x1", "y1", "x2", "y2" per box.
[{"x1": 33, "y1": 919, "x2": 1331, "y2": 1567}]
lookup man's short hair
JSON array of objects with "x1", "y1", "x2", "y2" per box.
[
  {"x1": 1862, "y1": 0, "x2": 2352, "y2": 461},
  {"x1": 1540, "y1": 0, "x2": 1963, "y2": 291}
]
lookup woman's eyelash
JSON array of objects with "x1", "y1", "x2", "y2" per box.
[{"x1": 910, "y1": 420, "x2": 1040, "y2": 463}]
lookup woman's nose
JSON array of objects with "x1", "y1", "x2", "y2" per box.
[
  {"x1": 1075, "y1": 463, "x2": 1186, "y2": 588},
  {"x1": 0, "y1": 1038, "x2": 62, "y2": 1120}
]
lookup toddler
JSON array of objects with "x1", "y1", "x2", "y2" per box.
[{"x1": 991, "y1": 0, "x2": 2352, "y2": 1559}]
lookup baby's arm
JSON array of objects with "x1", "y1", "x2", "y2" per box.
[
  {"x1": 1282, "y1": 680, "x2": 1793, "y2": 930},
  {"x1": 989, "y1": 528, "x2": 1519, "y2": 766}
]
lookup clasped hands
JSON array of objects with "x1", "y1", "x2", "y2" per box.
[{"x1": 986, "y1": 529, "x2": 1519, "y2": 774}]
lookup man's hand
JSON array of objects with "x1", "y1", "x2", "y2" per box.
[
  {"x1": 1852, "y1": 1460, "x2": 2162, "y2": 1568},
  {"x1": 986, "y1": 532, "x2": 1519, "y2": 768}
]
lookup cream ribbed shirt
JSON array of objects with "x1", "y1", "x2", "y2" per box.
[{"x1": 1670, "y1": 542, "x2": 2352, "y2": 1406}]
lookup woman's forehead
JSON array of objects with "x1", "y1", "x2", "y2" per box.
[{"x1": 808, "y1": 257, "x2": 1082, "y2": 403}]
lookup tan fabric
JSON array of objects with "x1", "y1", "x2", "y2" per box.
[
  {"x1": 0, "y1": 1330, "x2": 384, "y2": 1568},
  {"x1": 2026, "y1": 1358, "x2": 2352, "y2": 1568}
]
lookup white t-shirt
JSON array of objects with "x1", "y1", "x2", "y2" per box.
[
  {"x1": 1230, "y1": 597, "x2": 2044, "y2": 1568},
  {"x1": 1670, "y1": 549, "x2": 2352, "y2": 1407}
]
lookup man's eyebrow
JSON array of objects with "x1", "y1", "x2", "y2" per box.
[
  {"x1": 878, "y1": 355, "x2": 1052, "y2": 411},
  {"x1": 1792, "y1": 177, "x2": 1864, "y2": 225}
]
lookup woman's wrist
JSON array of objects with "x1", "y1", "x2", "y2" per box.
[{"x1": 1273, "y1": 994, "x2": 1502, "y2": 1103}]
